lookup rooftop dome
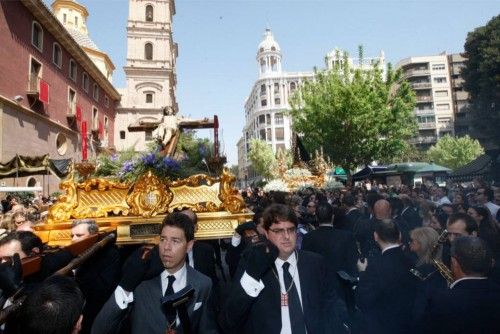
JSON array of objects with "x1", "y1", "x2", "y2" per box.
[
  {"x1": 67, "y1": 27, "x2": 100, "y2": 51},
  {"x1": 257, "y1": 29, "x2": 281, "y2": 54}
]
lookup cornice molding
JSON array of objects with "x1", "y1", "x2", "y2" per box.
[{"x1": 21, "y1": 0, "x2": 120, "y2": 101}]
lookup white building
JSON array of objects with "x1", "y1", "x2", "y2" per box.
[
  {"x1": 238, "y1": 29, "x2": 385, "y2": 185},
  {"x1": 114, "y1": 0, "x2": 178, "y2": 152},
  {"x1": 238, "y1": 29, "x2": 313, "y2": 184},
  {"x1": 396, "y1": 54, "x2": 455, "y2": 148},
  {"x1": 51, "y1": 0, "x2": 115, "y2": 82}
]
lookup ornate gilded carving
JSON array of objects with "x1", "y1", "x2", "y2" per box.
[
  {"x1": 47, "y1": 165, "x2": 78, "y2": 224},
  {"x1": 43, "y1": 167, "x2": 252, "y2": 245},
  {"x1": 126, "y1": 171, "x2": 172, "y2": 217},
  {"x1": 219, "y1": 168, "x2": 246, "y2": 213}
]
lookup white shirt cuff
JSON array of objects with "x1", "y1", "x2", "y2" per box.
[
  {"x1": 231, "y1": 234, "x2": 242, "y2": 247},
  {"x1": 114, "y1": 285, "x2": 134, "y2": 310},
  {"x1": 240, "y1": 271, "x2": 265, "y2": 297}
]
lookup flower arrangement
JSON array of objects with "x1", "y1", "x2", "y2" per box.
[
  {"x1": 93, "y1": 133, "x2": 217, "y2": 182},
  {"x1": 285, "y1": 168, "x2": 312, "y2": 178},
  {"x1": 263, "y1": 179, "x2": 290, "y2": 192}
]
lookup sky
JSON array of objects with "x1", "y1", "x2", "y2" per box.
[{"x1": 45, "y1": 0, "x2": 499, "y2": 165}]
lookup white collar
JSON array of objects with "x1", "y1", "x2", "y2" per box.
[
  {"x1": 449, "y1": 276, "x2": 487, "y2": 289},
  {"x1": 347, "y1": 207, "x2": 358, "y2": 214},
  {"x1": 381, "y1": 244, "x2": 400, "y2": 254},
  {"x1": 161, "y1": 262, "x2": 187, "y2": 282},
  {"x1": 275, "y1": 251, "x2": 297, "y2": 270}
]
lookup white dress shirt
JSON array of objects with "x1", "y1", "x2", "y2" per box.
[
  {"x1": 240, "y1": 252, "x2": 304, "y2": 334},
  {"x1": 114, "y1": 263, "x2": 188, "y2": 310}
]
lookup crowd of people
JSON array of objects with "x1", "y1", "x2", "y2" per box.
[{"x1": 0, "y1": 178, "x2": 499, "y2": 333}]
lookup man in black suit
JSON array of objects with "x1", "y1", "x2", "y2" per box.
[
  {"x1": 355, "y1": 199, "x2": 391, "y2": 259},
  {"x1": 219, "y1": 204, "x2": 338, "y2": 334},
  {"x1": 92, "y1": 212, "x2": 218, "y2": 334},
  {"x1": 302, "y1": 202, "x2": 358, "y2": 276},
  {"x1": 341, "y1": 194, "x2": 364, "y2": 232},
  {"x1": 302, "y1": 202, "x2": 358, "y2": 330},
  {"x1": 355, "y1": 219, "x2": 417, "y2": 334},
  {"x1": 422, "y1": 236, "x2": 500, "y2": 334},
  {"x1": 181, "y1": 209, "x2": 219, "y2": 286},
  {"x1": 71, "y1": 219, "x2": 121, "y2": 334}
]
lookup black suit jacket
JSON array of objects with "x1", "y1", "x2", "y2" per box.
[
  {"x1": 341, "y1": 208, "x2": 364, "y2": 232},
  {"x1": 76, "y1": 244, "x2": 121, "y2": 334},
  {"x1": 219, "y1": 250, "x2": 337, "y2": 334},
  {"x1": 356, "y1": 246, "x2": 417, "y2": 334},
  {"x1": 301, "y1": 225, "x2": 358, "y2": 276},
  {"x1": 192, "y1": 241, "x2": 218, "y2": 286},
  {"x1": 422, "y1": 278, "x2": 500, "y2": 334}
]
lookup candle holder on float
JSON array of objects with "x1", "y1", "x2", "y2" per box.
[{"x1": 74, "y1": 160, "x2": 96, "y2": 181}]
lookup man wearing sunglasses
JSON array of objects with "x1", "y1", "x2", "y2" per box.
[{"x1": 219, "y1": 204, "x2": 338, "y2": 333}]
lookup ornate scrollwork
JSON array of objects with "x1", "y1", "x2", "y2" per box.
[
  {"x1": 219, "y1": 168, "x2": 246, "y2": 213},
  {"x1": 47, "y1": 165, "x2": 78, "y2": 224},
  {"x1": 126, "y1": 171, "x2": 172, "y2": 217}
]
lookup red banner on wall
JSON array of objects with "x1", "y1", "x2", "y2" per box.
[
  {"x1": 76, "y1": 105, "x2": 82, "y2": 122},
  {"x1": 39, "y1": 79, "x2": 49, "y2": 104},
  {"x1": 81, "y1": 121, "x2": 88, "y2": 161}
]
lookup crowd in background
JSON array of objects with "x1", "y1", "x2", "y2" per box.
[{"x1": 0, "y1": 177, "x2": 498, "y2": 333}]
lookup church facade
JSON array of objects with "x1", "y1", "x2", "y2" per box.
[{"x1": 114, "y1": 0, "x2": 178, "y2": 152}]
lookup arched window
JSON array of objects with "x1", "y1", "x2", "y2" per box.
[
  {"x1": 32, "y1": 21, "x2": 43, "y2": 51},
  {"x1": 145, "y1": 43, "x2": 153, "y2": 60},
  {"x1": 52, "y1": 43, "x2": 62, "y2": 67},
  {"x1": 145, "y1": 5, "x2": 154, "y2": 22}
]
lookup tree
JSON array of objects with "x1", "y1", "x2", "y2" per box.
[
  {"x1": 427, "y1": 135, "x2": 484, "y2": 170},
  {"x1": 248, "y1": 139, "x2": 276, "y2": 180},
  {"x1": 386, "y1": 142, "x2": 427, "y2": 164},
  {"x1": 462, "y1": 15, "x2": 500, "y2": 150},
  {"x1": 290, "y1": 49, "x2": 417, "y2": 176}
]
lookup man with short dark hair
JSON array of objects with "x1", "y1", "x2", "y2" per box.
[
  {"x1": 423, "y1": 237, "x2": 500, "y2": 333},
  {"x1": 355, "y1": 220, "x2": 417, "y2": 334},
  {"x1": 302, "y1": 202, "x2": 358, "y2": 277},
  {"x1": 93, "y1": 212, "x2": 218, "y2": 334},
  {"x1": 13, "y1": 275, "x2": 85, "y2": 334},
  {"x1": 447, "y1": 213, "x2": 478, "y2": 242},
  {"x1": 219, "y1": 204, "x2": 338, "y2": 333},
  {"x1": 341, "y1": 194, "x2": 364, "y2": 232},
  {"x1": 476, "y1": 187, "x2": 499, "y2": 218}
]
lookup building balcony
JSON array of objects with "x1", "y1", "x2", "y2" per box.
[
  {"x1": 454, "y1": 91, "x2": 469, "y2": 101},
  {"x1": 418, "y1": 122, "x2": 437, "y2": 130},
  {"x1": 409, "y1": 135, "x2": 438, "y2": 145},
  {"x1": 415, "y1": 109, "x2": 435, "y2": 116},
  {"x1": 403, "y1": 68, "x2": 430, "y2": 78},
  {"x1": 67, "y1": 103, "x2": 76, "y2": 116},
  {"x1": 27, "y1": 74, "x2": 40, "y2": 96},
  {"x1": 416, "y1": 95, "x2": 433, "y2": 103},
  {"x1": 410, "y1": 82, "x2": 432, "y2": 90}
]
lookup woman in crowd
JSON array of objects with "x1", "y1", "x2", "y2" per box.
[
  {"x1": 409, "y1": 227, "x2": 448, "y2": 331},
  {"x1": 468, "y1": 206, "x2": 500, "y2": 259}
]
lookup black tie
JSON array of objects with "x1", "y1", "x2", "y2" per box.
[
  {"x1": 164, "y1": 275, "x2": 176, "y2": 326},
  {"x1": 282, "y1": 262, "x2": 307, "y2": 334}
]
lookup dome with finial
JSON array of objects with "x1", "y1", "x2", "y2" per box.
[{"x1": 257, "y1": 29, "x2": 281, "y2": 54}]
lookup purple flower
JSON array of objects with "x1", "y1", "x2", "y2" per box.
[
  {"x1": 163, "y1": 157, "x2": 180, "y2": 171},
  {"x1": 142, "y1": 153, "x2": 157, "y2": 167},
  {"x1": 110, "y1": 154, "x2": 118, "y2": 162},
  {"x1": 120, "y1": 160, "x2": 134, "y2": 175}
]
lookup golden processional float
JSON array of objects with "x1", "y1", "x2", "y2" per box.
[{"x1": 35, "y1": 115, "x2": 253, "y2": 246}]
